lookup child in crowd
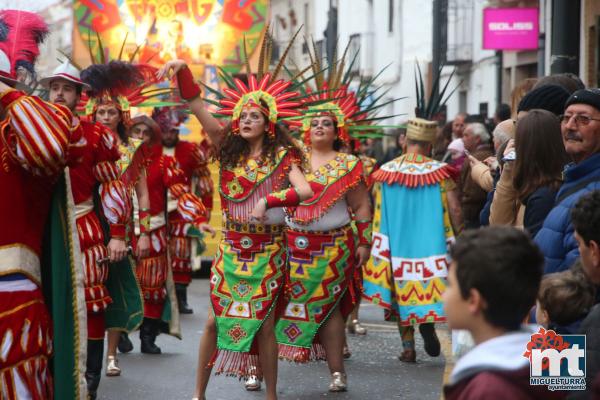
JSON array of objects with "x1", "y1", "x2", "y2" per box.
[
  {"x1": 536, "y1": 266, "x2": 595, "y2": 335},
  {"x1": 443, "y1": 227, "x2": 564, "y2": 399},
  {"x1": 571, "y1": 190, "x2": 600, "y2": 398}
]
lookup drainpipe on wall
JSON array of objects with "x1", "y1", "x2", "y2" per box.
[{"x1": 550, "y1": 0, "x2": 580, "y2": 74}]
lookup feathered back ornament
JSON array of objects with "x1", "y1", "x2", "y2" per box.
[
  {"x1": 199, "y1": 25, "x2": 305, "y2": 139},
  {"x1": 79, "y1": 60, "x2": 161, "y2": 126},
  {"x1": 414, "y1": 61, "x2": 459, "y2": 120},
  {"x1": 151, "y1": 105, "x2": 188, "y2": 133},
  {"x1": 409, "y1": 62, "x2": 460, "y2": 142},
  {"x1": 296, "y1": 39, "x2": 405, "y2": 146},
  {"x1": 0, "y1": 10, "x2": 49, "y2": 86}
]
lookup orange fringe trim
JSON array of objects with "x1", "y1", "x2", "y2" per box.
[
  {"x1": 372, "y1": 166, "x2": 451, "y2": 187},
  {"x1": 290, "y1": 164, "x2": 364, "y2": 224}
]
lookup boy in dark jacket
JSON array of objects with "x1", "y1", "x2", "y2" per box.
[
  {"x1": 443, "y1": 227, "x2": 565, "y2": 400},
  {"x1": 571, "y1": 190, "x2": 600, "y2": 399}
]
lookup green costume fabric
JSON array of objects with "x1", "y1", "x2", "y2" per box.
[{"x1": 41, "y1": 172, "x2": 88, "y2": 399}]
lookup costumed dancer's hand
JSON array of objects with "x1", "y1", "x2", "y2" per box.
[
  {"x1": 250, "y1": 199, "x2": 268, "y2": 223},
  {"x1": 136, "y1": 235, "x2": 151, "y2": 259},
  {"x1": 356, "y1": 246, "x2": 371, "y2": 269},
  {"x1": 156, "y1": 59, "x2": 187, "y2": 81},
  {"x1": 107, "y1": 238, "x2": 128, "y2": 262},
  {"x1": 198, "y1": 223, "x2": 216, "y2": 238}
]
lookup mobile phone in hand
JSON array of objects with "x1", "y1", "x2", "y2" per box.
[{"x1": 502, "y1": 149, "x2": 516, "y2": 162}]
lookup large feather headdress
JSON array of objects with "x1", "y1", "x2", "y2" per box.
[
  {"x1": 200, "y1": 26, "x2": 306, "y2": 138},
  {"x1": 0, "y1": 10, "x2": 49, "y2": 87}
]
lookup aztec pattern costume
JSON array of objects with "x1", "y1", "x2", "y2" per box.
[
  {"x1": 212, "y1": 145, "x2": 299, "y2": 374},
  {"x1": 363, "y1": 63, "x2": 458, "y2": 361},
  {"x1": 275, "y1": 47, "x2": 394, "y2": 362},
  {"x1": 0, "y1": 10, "x2": 87, "y2": 399},
  {"x1": 174, "y1": 32, "x2": 307, "y2": 377},
  {"x1": 363, "y1": 118, "x2": 455, "y2": 357},
  {"x1": 277, "y1": 152, "x2": 366, "y2": 361}
]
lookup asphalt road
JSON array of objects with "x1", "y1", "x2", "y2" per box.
[{"x1": 98, "y1": 278, "x2": 451, "y2": 400}]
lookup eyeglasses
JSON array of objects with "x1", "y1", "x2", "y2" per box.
[{"x1": 559, "y1": 114, "x2": 600, "y2": 126}]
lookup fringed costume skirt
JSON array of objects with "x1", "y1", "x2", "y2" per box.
[
  {"x1": 276, "y1": 224, "x2": 356, "y2": 363},
  {"x1": 209, "y1": 222, "x2": 286, "y2": 378}
]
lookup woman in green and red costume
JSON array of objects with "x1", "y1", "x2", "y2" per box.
[
  {"x1": 157, "y1": 32, "x2": 313, "y2": 400},
  {"x1": 274, "y1": 68, "x2": 374, "y2": 393}
]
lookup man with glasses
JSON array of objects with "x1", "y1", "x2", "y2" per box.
[{"x1": 535, "y1": 88, "x2": 600, "y2": 274}]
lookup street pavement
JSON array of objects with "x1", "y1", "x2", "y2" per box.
[{"x1": 99, "y1": 278, "x2": 451, "y2": 400}]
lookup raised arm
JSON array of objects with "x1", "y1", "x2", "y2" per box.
[{"x1": 157, "y1": 60, "x2": 225, "y2": 148}]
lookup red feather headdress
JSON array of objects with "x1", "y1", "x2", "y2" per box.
[
  {"x1": 0, "y1": 10, "x2": 49, "y2": 86},
  {"x1": 203, "y1": 27, "x2": 305, "y2": 138}
]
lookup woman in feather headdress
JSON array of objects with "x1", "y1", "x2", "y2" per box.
[
  {"x1": 273, "y1": 41, "x2": 401, "y2": 392},
  {"x1": 158, "y1": 29, "x2": 313, "y2": 400}
]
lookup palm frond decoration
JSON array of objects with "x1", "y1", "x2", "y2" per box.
[{"x1": 414, "y1": 61, "x2": 460, "y2": 120}]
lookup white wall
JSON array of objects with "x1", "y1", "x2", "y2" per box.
[{"x1": 444, "y1": 0, "x2": 498, "y2": 121}]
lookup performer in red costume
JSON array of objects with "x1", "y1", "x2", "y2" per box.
[
  {"x1": 125, "y1": 114, "x2": 211, "y2": 353},
  {"x1": 152, "y1": 105, "x2": 213, "y2": 314},
  {"x1": 40, "y1": 59, "x2": 144, "y2": 399},
  {"x1": 79, "y1": 59, "x2": 157, "y2": 388},
  {"x1": 0, "y1": 10, "x2": 87, "y2": 400}
]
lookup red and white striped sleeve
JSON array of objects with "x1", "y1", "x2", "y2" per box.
[
  {"x1": 165, "y1": 156, "x2": 207, "y2": 225},
  {"x1": 92, "y1": 124, "x2": 132, "y2": 239},
  {"x1": 0, "y1": 89, "x2": 77, "y2": 176}
]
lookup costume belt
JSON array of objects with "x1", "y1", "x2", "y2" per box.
[
  {"x1": 223, "y1": 220, "x2": 283, "y2": 235},
  {"x1": 286, "y1": 223, "x2": 352, "y2": 235},
  {"x1": 74, "y1": 198, "x2": 94, "y2": 219},
  {"x1": 135, "y1": 213, "x2": 166, "y2": 236},
  {"x1": 0, "y1": 244, "x2": 41, "y2": 286}
]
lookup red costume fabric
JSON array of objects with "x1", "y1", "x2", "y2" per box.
[
  {"x1": 136, "y1": 143, "x2": 207, "y2": 318},
  {"x1": 165, "y1": 139, "x2": 213, "y2": 285},
  {"x1": 0, "y1": 89, "x2": 80, "y2": 400},
  {"x1": 70, "y1": 120, "x2": 131, "y2": 338}
]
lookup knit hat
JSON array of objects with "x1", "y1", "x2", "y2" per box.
[
  {"x1": 448, "y1": 138, "x2": 465, "y2": 154},
  {"x1": 565, "y1": 88, "x2": 600, "y2": 112},
  {"x1": 517, "y1": 84, "x2": 570, "y2": 116}
]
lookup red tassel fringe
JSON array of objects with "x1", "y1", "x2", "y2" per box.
[
  {"x1": 278, "y1": 343, "x2": 327, "y2": 363},
  {"x1": 210, "y1": 349, "x2": 262, "y2": 379}
]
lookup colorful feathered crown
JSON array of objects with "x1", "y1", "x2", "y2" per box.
[
  {"x1": 0, "y1": 10, "x2": 48, "y2": 87},
  {"x1": 152, "y1": 104, "x2": 188, "y2": 133},
  {"x1": 78, "y1": 33, "x2": 174, "y2": 126},
  {"x1": 296, "y1": 40, "x2": 404, "y2": 145},
  {"x1": 200, "y1": 26, "x2": 306, "y2": 138}
]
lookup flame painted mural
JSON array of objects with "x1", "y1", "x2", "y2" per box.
[{"x1": 74, "y1": 0, "x2": 269, "y2": 71}]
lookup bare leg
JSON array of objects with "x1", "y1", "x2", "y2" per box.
[
  {"x1": 319, "y1": 308, "x2": 345, "y2": 374},
  {"x1": 193, "y1": 311, "x2": 217, "y2": 400},
  {"x1": 256, "y1": 312, "x2": 278, "y2": 400},
  {"x1": 106, "y1": 330, "x2": 119, "y2": 358}
]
